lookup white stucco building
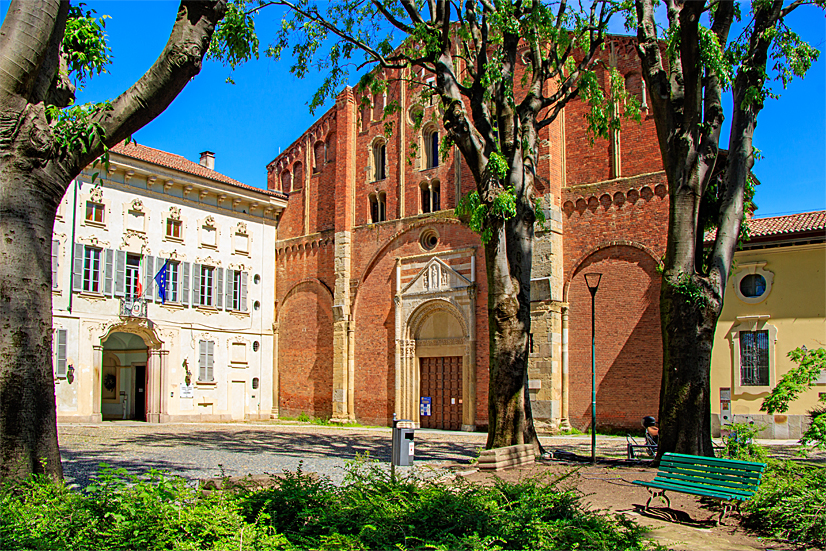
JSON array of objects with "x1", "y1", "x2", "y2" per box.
[{"x1": 52, "y1": 142, "x2": 287, "y2": 422}]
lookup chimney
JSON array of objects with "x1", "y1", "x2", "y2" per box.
[{"x1": 199, "y1": 151, "x2": 215, "y2": 170}]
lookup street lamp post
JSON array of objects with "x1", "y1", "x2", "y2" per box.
[{"x1": 584, "y1": 273, "x2": 602, "y2": 465}]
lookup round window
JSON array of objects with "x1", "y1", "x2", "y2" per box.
[
  {"x1": 253, "y1": 341, "x2": 260, "y2": 352},
  {"x1": 740, "y1": 274, "x2": 767, "y2": 298},
  {"x1": 419, "y1": 229, "x2": 439, "y2": 251},
  {"x1": 254, "y1": 274, "x2": 261, "y2": 284},
  {"x1": 253, "y1": 301, "x2": 261, "y2": 311}
]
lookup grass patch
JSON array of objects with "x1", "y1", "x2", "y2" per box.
[{"x1": 0, "y1": 460, "x2": 664, "y2": 551}]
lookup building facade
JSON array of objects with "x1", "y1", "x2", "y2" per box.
[
  {"x1": 52, "y1": 143, "x2": 287, "y2": 423},
  {"x1": 267, "y1": 36, "x2": 672, "y2": 432},
  {"x1": 709, "y1": 211, "x2": 826, "y2": 438}
]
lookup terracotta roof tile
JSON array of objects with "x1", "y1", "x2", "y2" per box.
[
  {"x1": 111, "y1": 142, "x2": 285, "y2": 199},
  {"x1": 705, "y1": 210, "x2": 826, "y2": 242}
]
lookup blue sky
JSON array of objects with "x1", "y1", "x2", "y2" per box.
[{"x1": 3, "y1": 1, "x2": 824, "y2": 217}]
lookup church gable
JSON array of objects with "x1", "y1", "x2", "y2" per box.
[{"x1": 402, "y1": 257, "x2": 471, "y2": 295}]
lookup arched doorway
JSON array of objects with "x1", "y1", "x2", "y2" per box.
[
  {"x1": 101, "y1": 332, "x2": 148, "y2": 421},
  {"x1": 414, "y1": 307, "x2": 466, "y2": 430}
]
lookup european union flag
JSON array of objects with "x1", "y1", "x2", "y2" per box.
[{"x1": 154, "y1": 260, "x2": 169, "y2": 304}]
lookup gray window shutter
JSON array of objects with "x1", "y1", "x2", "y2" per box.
[
  {"x1": 240, "y1": 272, "x2": 248, "y2": 312},
  {"x1": 144, "y1": 256, "x2": 155, "y2": 301},
  {"x1": 72, "y1": 243, "x2": 84, "y2": 292},
  {"x1": 51, "y1": 240, "x2": 59, "y2": 289},
  {"x1": 114, "y1": 250, "x2": 126, "y2": 297},
  {"x1": 182, "y1": 262, "x2": 190, "y2": 306},
  {"x1": 216, "y1": 268, "x2": 224, "y2": 309},
  {"x1": 55, "y1": 328, "x2": 67, "y2": 377},
  {"x1": 192, "y1": 263, "x2": 201, "y2": 306},
  {"x1": 226, "y1": 270, "x2": 233, "y2": 310},
  {"x1": 207, "y1": 341, "x2": 214, "y2": 381},
  {"x1": 199, "y1": 340, "x2": 207, "y2": 381},
  {"x1": 103, "y1": 249, "x2": 114, "y2": 296}
]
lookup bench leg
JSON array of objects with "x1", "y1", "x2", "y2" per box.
[
  {"x1": 717, "y1": 501, "x2": 733, "y2": 526},
  {"x1": 645, "y1": 488, "x2": 671, "y2": 510}
]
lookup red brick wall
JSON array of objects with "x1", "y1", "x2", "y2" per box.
[
  {"x1": 567, "y1": 245, "x2": 662, "y2": 431},
  {"x1": 278, "y1": 281, "x2": 334, "y2": 418}
]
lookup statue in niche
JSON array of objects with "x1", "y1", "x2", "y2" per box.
[{"x1": 430, "y1": 265, "x2": 439, "y2": 290}]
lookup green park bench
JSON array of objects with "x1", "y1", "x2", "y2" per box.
[{"x1": 633, "y1": 452, "x2": 766, "y2": 524}]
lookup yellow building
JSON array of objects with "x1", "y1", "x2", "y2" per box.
[{"x1": 711, "y1": 211, "x2": 826, "y2": 439}]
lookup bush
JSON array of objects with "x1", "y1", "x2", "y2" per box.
[
  {"x1": 721, "y1": 422, "x2": 767, "y2": 463},
  {"x1": 743, "y1": 460, "x2": 826, "y2": 547},
  {"x1": 235, "y1": 458, "x2": 662, "y2": 550},
  {"x1": 0, "y1": 466, "x2": 288, "y2": 550},
  {"x1": 0, "y1": 461, "x2": 663, "y2": 551}
]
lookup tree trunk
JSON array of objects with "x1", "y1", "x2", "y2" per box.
[
  {"x1": 484, "y1": 202, "x2": 539, "y2": 452},
  {"x1": 0, "y1": 109, "x2": 66, "y2": 480},
  {"x1": 657, "y1": 280, "x2": 720, "y2": 458}
]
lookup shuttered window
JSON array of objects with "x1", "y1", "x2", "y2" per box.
[
  {"x1": 198, "y1": 340, "x2": 214, "y2": 382},
  {"x1": 51, "y1": 240, "x2": 59, "y2": 289},
  {"x1": 55, "y1": 329, "x2": 67, "y2": 378}
]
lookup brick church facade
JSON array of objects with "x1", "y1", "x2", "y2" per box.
[{"x1": 267, "y1": 36, "x2": 670, "y2": 432}]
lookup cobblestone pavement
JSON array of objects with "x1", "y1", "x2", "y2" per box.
[{"x1": 57, "y1": 421, "x2": 820, "y2": 488}]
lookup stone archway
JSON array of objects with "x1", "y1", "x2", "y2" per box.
[
  {"x1": 395, "y1": 254, "x2": 478, "y2": 430},
  {"x1": 95, "y1": 320, "x2": 167, "y2": 423}
]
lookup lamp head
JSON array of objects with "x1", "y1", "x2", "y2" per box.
[{"x1": 584, "y1": 273, "x2": 602, "y2": 295}]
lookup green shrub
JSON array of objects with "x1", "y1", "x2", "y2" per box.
[
  {"x1": 234, "y1": 458, "x2": 662, "y2": 550},
  {"x1": 1, "y1": 461, "x2": 663, "y2": 551},
  {"x1": 743, "y1": 460, "x2": 826, "y2": 546},
  {"x1": 0, "y1": 466, "x2": 288, "y2": 550},
  {"x1": 721, "y1": 422, "x2": 767, "y2": 462},
  {"x1": 296, "y1": 412, "x2": 311, "y2": 423}
]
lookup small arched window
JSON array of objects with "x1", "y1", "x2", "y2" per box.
[
  {"x1": 360, "y1": 105, "x2": 370, "y2": 131},
  {"x1": 373, "y1": 142, "x2": 386, "y2": 181},
  {"x1": 293, "y1": 162, "x2": 304, "y2": 190},
  {"x1": 420, "y1": 180, "x2": 440, "y2": 213},
  {"x1": 425, "y1": 128, "x2": 439, "y2": 169},
  {"x1": 281, "y1": 170, "x2": 292, "y2": 193},
  {"x1": 313, "y1": 142, "x2": 325, "y2": 172},
  {"x1": 369, "y1": 192, "x2": 387, "y2": 223}
]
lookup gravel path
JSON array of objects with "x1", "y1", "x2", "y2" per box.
[{"x1": 58, "y1": 421, "x2": 819, "y2": 488}]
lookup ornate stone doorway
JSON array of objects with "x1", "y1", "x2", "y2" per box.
[{"x1": 394, "y1": 250, "x2": 478, "y2": 430}]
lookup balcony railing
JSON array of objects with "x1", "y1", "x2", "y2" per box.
[{"x1": 120, "y1": 298, "x2": 147, "y2": 318}]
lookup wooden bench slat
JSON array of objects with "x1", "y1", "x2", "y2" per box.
[
  {"x1": 651, "y1": 476, "x2": 757, "y2": 497},
  {"x1": 661, "y1": 458, "x2": 766, "y2": 475},
  {"x1": 658, "y1": 464, "x2": 763, "y2": 485},
  {"x1": 644, "y1": 479, "x2": 752, "y2": 498},
  {"x1": 659, "y1": 461, "x2": 764, "y2": 480},
  {"x1": 633, "y1": 480, "x2": 749, "y2": 501},
  {"x1": 655, "y1": 472, "x2": 760, "y2": 492},
  {"x1": 662, "y1": 453, "x2": 766, "y2": 471}
]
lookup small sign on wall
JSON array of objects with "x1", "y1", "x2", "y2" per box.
[
  {"x1": 420, "y1": 396, "x2": 432, "y2": 416},
  {"x1": 180, "y1": 383, "x2": 194, "y2": 399}
]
